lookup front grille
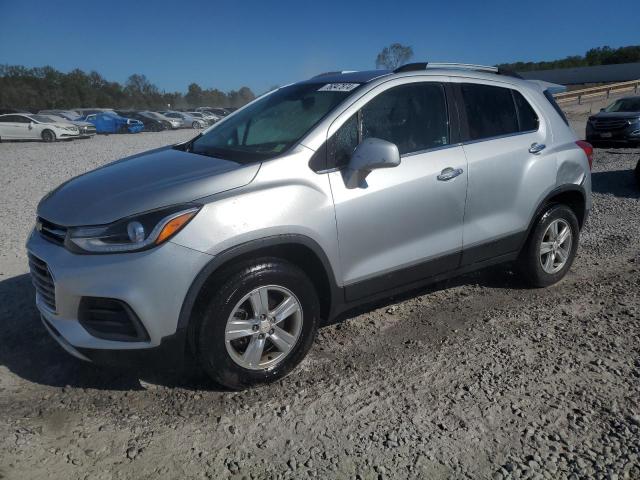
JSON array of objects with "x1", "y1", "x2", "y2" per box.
[
  {"x1": 37, "y1": 217, "x2": 67, "y2": 245},
  {"x1": 28, "y1": 253, "x2": 56, "y2": 311},
  {"x1": 592, "y1": 119, "x2": 631, "y2": 130}
]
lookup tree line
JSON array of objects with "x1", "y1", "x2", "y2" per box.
[
  {"x1": 0, "y1": 65, "x2": 256, "y2": 111},
  {"x1": 497, "y1": 45, "x2": 640, "y2": 72}
]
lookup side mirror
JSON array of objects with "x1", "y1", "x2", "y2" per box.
[
  {"x1": 343, "y1": 138, "x2": 400, "y2": 189},
  {"x1": 600, "y1": 108, "x2": 605, "y2": 112},
  {"x1": 29, "y1": 121, "x2": 34, "y2": 129}
]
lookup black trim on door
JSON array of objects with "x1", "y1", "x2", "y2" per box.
[
  {"x1": 460, "y1": 231, "x2": 525, "y2": 266},
  {"x1": 344, "y1": 251, "x2": 461, "y2": 302}
]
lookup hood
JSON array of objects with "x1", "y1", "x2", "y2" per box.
[
  {"x1": 70, "y1": 120, "x2": 93, "y2": 127},
  {"x1": 37, "y1": 146, "x2": 260, "y2": 226},
  {"x1": 591, "y1": 111, "x2": 640, "y2": 120},
  {"x1": 50, "y1": 122, "x2": 78, "y2": 129}
]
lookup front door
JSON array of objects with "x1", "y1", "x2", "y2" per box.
[{"x1": 327, "y1": 81, "x2": 468, "y2": 301}]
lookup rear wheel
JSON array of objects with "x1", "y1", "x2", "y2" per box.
[
  {"x1": 41, "y1": 129, "x2": 56, "y2": 142},
  {"x1": 635, "y1": 159, "x2": 640, "y2": 188},
  {"x1": 518, "y1": 204, "x2": 579, "y2": 287},
  {"x1": 191, "y1": 121, "x2": 199, "y2": 129},
  {"x1": 195, "y1": 258, "x2": 320, "y2": 390}
]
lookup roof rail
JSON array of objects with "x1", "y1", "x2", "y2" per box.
[
  {"x1": 393, "y1": 62, "x2": 428, "y2": 73},
  {"x1": 312, "y1": 70, "x2": 357, "y2": 79},
  {"x1": 393, "y1": 62, "x2": 523, "y2": 79}
]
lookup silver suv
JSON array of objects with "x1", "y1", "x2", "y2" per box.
[{"x1": 27, "y1": 63, "x2": 593, "y2": 390}]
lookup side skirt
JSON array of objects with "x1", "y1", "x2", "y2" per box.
[{"x1": 330, "y1": 232, "x2": 526, "y2": 320}]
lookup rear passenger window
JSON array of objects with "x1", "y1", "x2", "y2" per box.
[
  {"x1": 513, "y1": 90, "x2": 539, "y2": 131},
  {"x1": 361, "y1": 83, "x2": 449, "y2": 155},
  {"x1": 461, "y1": 84, "x2": 519, "y2": 140}
]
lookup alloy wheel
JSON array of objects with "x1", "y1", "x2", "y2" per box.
[
  {"x1": 224, "y1": 285, "x2": 303, "y2": 370},
  {"x1": 540, "y1": 218, "x2": 572, "y2": 274}
]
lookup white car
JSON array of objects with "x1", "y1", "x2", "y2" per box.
[
  {"x1": 189, "y1": 111, "x2": 220, "y2": 124},
  {"x1": 143, "y1": 111, "x2": 182, "y2": 129},
  {"x1": 161, "y1": 111, "x2": 206, "y2": 129},
  {"x1": 0, "y1": 113, "x2": 80, "y2": 142}
]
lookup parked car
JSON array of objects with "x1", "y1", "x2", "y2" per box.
[
  {"x1": 160, "y1": 111, "x2": 206, "y2": 129},
  {"x1": 115, "y1": 111, "x2": 167, "y2": 132},
  {"x1": 0, "y1": 113, "x2": 80, "y2": 142},
  {"x1": 195, "y1": 111, "x2": 221, "y2": 124},
  {"x1": 75, "y1": 108, "x2": 114, "y2": 116},
  {"x1": 38, "y1": 111, "x2": 96, "y2": 138},
  {"x1": 80, "y1": 111, "x2": 144, "y2": 134},
  {"x1": 187, "y1": 111, "x2": 217, "y2": 125},
  {"x1": 144, "y1": 111, "x2": 182, "y2": 129},
  {"x1": 197, "y1": 107, "x2": 230, "y2": 117},
  {"x1": 27, "y1": 63, "x2": 592, "y2": 390},
  {"x1": 586, "y1": 96, "x2": 640, "y2": 146},
  {"x1": 38, "y1": 109, "x2": 82, "y2": 120}
]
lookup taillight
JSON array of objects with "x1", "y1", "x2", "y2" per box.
[{"x1": 576, "y1": 140, "x2": 593, "y2": 170}]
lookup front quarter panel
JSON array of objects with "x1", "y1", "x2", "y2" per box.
[{"x1": 170, "y1": 146, "x2": 342, "y2": 285}]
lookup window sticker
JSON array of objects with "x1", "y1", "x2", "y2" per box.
[{"x1": 318, "y1": 83, "x2": 360, "y2": 92}]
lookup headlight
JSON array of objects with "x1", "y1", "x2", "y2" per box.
[{"x1": 67, "y1": 205, "x2": 200, "y2": 253}]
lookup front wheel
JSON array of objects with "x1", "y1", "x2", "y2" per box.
[
  {"x1": 191, "y1": 121, "x2": 200, "y2": 129},
  {"x1": 518, "y1": 204, "x2": 580, "y2": 287},
  {"x1": 41, "y1": 129, "x2": 56, "y2": 142},
  {"x1": 634, "y1": 159, "x2": 640, "y2": 188},
  {"x1": 195, "y1": 258, "x2": 320, "y2": 390}
]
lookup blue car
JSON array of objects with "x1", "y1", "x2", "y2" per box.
[{"x1": 81, "y1": 112, "x2": 144, "y2": 134}]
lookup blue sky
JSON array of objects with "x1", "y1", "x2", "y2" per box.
[{"x1": 1, "y1": 0, "x2": 639, "y2": 95}]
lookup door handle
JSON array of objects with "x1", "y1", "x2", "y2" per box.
[
  {"x1": 529, "y1": 142, "x2": 546, "y2": 154},
  {"x1": 437, "y1": 167, "x2": 464, "y2": 181}
]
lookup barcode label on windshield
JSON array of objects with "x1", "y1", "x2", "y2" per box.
[{"x1": 318, "y1": 83, "x2": 360, "y2": 92}]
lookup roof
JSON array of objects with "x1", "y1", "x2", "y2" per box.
[
  {"x1": 300, "y1": 70, "x2": 392, "y2": 84},
  {"x1": 300, "y1": 64, "x2": 530, "y2": 88}
]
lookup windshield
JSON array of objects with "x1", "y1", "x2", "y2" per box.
[
  {"x1": 32, "y1": 115, "x2": 56, "y2": 123},
  {"x1": 188, "y1": 82, "x2": 360, "y2": 162},
  {"x1": 604, "y1": 97, "x2": 640, "y2": 113}
]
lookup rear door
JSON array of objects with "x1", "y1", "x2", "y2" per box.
[
  {"x1": 327, "y1": 80, "x2": 468, "y2": 300},
  {"x1": 454, "y1": 81, "x2": 548, "y2": 264}
]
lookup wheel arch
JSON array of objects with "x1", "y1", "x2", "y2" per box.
[
  {"x1": 177, "y1": 234, "x2": 340, "y2": 341},
  {"x1": 520, "y1": 184, "x2": 587, "y2": 253},
  {"x1": 41, "y1": 128, "x2": 56, "y2": 141}
]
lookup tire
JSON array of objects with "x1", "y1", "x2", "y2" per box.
[
  {"x1": 118, "y1": 125, "x2": 128, "y2": 134},
  {"x1": 635, "y1": 159, "x2": 640, "y2": 189},
  {"x1": 195, "y1": 258, "x2": 320, "y2": 390},
  {"x1": 192, "y1": 121, "x2": 199, "y2": 129},
  {"x1": 518, "y1": 204, "x2": 580, "y2": 287},
  {"x1": 41, "y1": 129, "x2": 56, "y2": 142}
]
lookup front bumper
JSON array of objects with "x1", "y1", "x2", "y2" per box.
[
  {"x1": 586, "y1": 122, "x2": 640, "y2": 143},
  {"x1": 26, "y1": 229, "x2": 212, "y2": 366}
]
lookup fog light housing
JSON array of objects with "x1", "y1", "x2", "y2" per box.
[{"x1": 78, "y1": 297, "x2": 149, "y2": 342}]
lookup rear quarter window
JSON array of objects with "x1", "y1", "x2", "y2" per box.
[
  {"x1": 543, "y1": 90, "x2": 569, "y2": 125},
  {"x1": 513, "y1": 90, "x2": 539, "y2": 132}
]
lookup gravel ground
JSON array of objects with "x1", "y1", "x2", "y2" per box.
[{"x1": 0, "y1": 126, "x2": 639, "y2": 480}]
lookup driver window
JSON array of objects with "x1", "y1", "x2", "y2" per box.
[
  {"x1": 362, "y1": 83, "x2": 449, "y2": 155},
  {"x1": 327, "y1": 82, "x2": 450, "y2": 169}
]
